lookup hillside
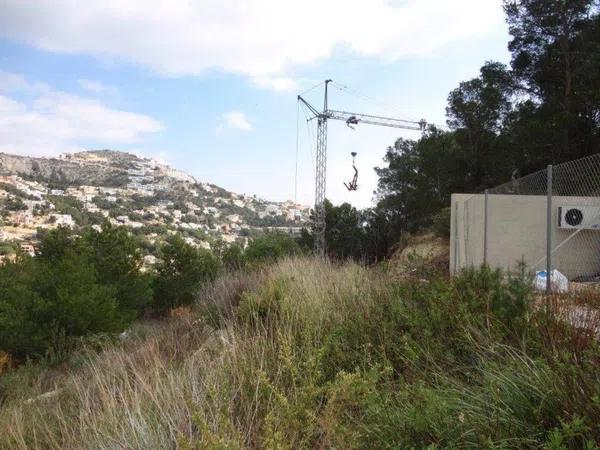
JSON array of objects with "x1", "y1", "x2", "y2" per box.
[
  {"x1": 0, "y1": 258, "x2": 599, "y2": 448},
  {"x1": 0, "y1": 150, "x2": 309, "y2": 261}
]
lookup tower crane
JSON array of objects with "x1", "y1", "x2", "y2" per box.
[{"x1": 298, "y1": 79, "x2": 427, "y2": 257}]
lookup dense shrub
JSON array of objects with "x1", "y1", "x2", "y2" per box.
[
  {"x1": 153, "y1": 235, "x2": 220, "y2": 312},
  {"x1": 84, "y1": 223, "x2": 153, "y2": 319},
  {"x1": 244, "y1": 232, "x2": 300, "y2": 264},
  {"x1": 4, "y1": 196, "x2": 27, "y2": 211},
  {"x1": 319, "y1": 265, "x2": 533, "y2": 383},
  {"x1": 0, "y1": 259, "x2": 599, "y2": 448},
  {"x1": 230, "y1": 260, "x2": 599, "y2": 448},
  {"x1": 430, "y1": 206, "x2": 451, "y2": 238},
  {"x1": 0, "y1": 250, "x2": 121, "y2": 360},
  {"x1": 221, "y1": 243, "x2": 244, "y2": 271},
  {"x1": 0, "y1": 225, "x2": 151, "y2": 360}
]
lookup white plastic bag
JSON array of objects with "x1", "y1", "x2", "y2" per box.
[{"x1": 534, "y1": 270, "x2": 569, "y2": 293}]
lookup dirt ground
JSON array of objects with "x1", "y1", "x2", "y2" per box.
[{"x1": 388, "y1": 233, "x2": 449, "y2": 279}]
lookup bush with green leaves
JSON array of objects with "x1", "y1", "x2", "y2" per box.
[
  {"x1": 221, "y1": 243, "x2": 244, "y2": 271},
  {"x1": 1, "y1": 260, "x2": 599, "y2": 448},
  {"x1": 0, "y1": 225, "x2": 153, "y2": 360},
  {"x1": 0, "y1": 245, "x2": 121, "y2": 360},
  {"x1": 84, "y1": 223, "x2": 154, "y2": 319},
  {"x1": 431, "y1": 206, "x2": 451, "y2": 238},
  {"x1": 3, "y1": 196, "x2": 27, "y2": 211},
  {"x1": 244, "y1": 232, "x2": 300, "y2": 264},
  {"x1": 153, "y1": 235, "x2": 220, "y2": 312},
  {"x1": 231, "y1": 260, "x2": 599, "y2": 448}
]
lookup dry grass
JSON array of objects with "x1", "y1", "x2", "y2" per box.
[
  {"x1": 1, "y1": 258, "x2": 599, "y2": 449},
  {"x1": 0, "y1": 258, "x2": 377, "y2": 449},
  {"x1": 1, "y1": 316, "x2": 212, "y2": 448}
]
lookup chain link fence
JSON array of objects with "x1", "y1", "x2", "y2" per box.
[{"x1": 451, "y1": 153, "x2": 600, "y2": 292}]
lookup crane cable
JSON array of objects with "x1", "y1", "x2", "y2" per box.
[
  {"x1": 330, "y1": 80, "x2": 423, "y2": 124},
  {"x1": 298, "y1": 80, "x2": 325, "y2": 97},
  {"x1": 295, "y1": 98, "x2": 318, "y2": 204},
  {"x1": 331, "y1": 80, "x2": 447, "y2": 131},
  {"x1": 300, "y1": 102, "x2": 316, "y2": 172},
  {"x1": 294, "y1": 100, "x2": 300, "y2": 203}
]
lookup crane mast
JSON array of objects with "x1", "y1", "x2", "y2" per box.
[{"x1": 298, "y1": 80, "x2": 426, "y2": 257}]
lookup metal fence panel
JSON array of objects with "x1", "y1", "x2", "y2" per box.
[
  {"x1": 452, "y1": 153, "x2": 600, "y2": 290},
  {"x1": 550, "y1": 154, "x2": 600, "y2": 281}
]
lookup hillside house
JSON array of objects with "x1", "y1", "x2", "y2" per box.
[
  {"x1": 0, "y1": 175, "x2": 17, "y2": 184},
  {"x1": 19, "y1": 242, "x2": 36, "y2": 257},
  {"x1": 286, "y1": 209, "x2": 302, "y2": 221},
  {"x1": 99, "y1": 187, "x2": 117, "y2": 195},
  {"x1": 196, "y1": 241, "x2": 210, "y2": 250},
  {"x1": 85, "y1": 203, "x2": 100, "y2": 213},
  {"x1": 12, "y1": 211, "x2": 34, "y2": 226},
  {"x1": 221, "y1": 234, "x2": 237, "y2": 244},
  {"x1": 51, "y1": 214, "x2": 75, "y2": 228}
]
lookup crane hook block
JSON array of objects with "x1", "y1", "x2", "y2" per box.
[{"x1": 346, "y1": 116, "x2": 359, "y2": 129}]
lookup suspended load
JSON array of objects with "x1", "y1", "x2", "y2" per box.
[{"x1": 344, "y1": 152, "x2": 358, "y2": 191}]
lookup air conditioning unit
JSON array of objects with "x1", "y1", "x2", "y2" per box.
[{"x1": 558, "y1": 206, "x2": 600, "y2": 230}]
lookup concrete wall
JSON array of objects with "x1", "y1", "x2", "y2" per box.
[{"x1": 450, "y1": 193, "x2": 600, "y2": 280}]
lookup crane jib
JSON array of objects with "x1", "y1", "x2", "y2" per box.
[{"x1": 296, "y1": 80, "x2": 426, "y2": 257}]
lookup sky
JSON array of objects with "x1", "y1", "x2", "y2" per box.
[{"x1": 0, "y1": 0, "x2": 511, "y2": 208}]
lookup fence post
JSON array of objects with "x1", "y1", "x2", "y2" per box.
[
  {"x1": 546, "y1": 165, "x2": 553, "y2": 294},
  {"x1": 453, "y1": 201, "x2": 459, "y2": 275},
  {"x1": 484, "y1": 189, "x2": 489, "y2": 265}
]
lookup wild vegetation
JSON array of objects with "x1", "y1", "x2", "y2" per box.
[
  {"x1": 1, "y1": 2, "x2": 599, "y2": 448},
  {"x1": 0, "y1": 225, "x2": 298, "y2": 361},
  {"x1": 0, "y1": 258, "x2": 598, "y2": 449},
  {"x1": 317, "y1": 0, "x2": 600, "y2": 261}
]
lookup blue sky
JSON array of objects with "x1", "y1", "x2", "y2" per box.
[{"x1": 0, "y1": 0, "x2": 510, "y2": 208}]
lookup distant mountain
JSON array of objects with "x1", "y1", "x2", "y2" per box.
[
  {"x1": 0, "y1": 150, "x2": 198, "y2": 187},
  {"x1": 0, "y1": 150, "x2": 310, "y2": 254}
]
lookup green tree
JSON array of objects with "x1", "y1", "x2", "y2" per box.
[
  {"x1": 323, "y1": 200, "x2": 367, "y2": 260},
  {"x1": 5, "y1": 197, "x2": 27, "y2": 211},
  {"x1": 0, "y1": 226, "x2": 157, "y2": 359},
  {"x1": 84, "y1": 223, "x2": 153, "y2": 319},
  {"x1": 153, "y1": 235, "x2": 220, "y2": 312},
  {"x1": 371, "y1": 1, "x2": 599, "y2": 257},
  {"x1": 504, "y1": 0, "x2": 600, "y2": 164},
  {"x1": 0, "y1": 244, "x2": 122, "y2": 359},
  {"x1": 302, "y1": 201, "x2": 394, "y2": 262},
  {"x1": 244, "y1": 232, "x2": 300, "y2": 264},
  {"x1": 34, "y1": 248, "x2": 121, "y2": 340},
  {"x1": 35, "y1": 226, "x2": 85, "y2": 263},
  {"x1": 375, "y1": 128, "x2": 462, "y2": 234},
  {"x1": 296, "y1": 228, "x2": 314, "y2": 253},
  {"x1": 0, "y1": 256, "x2": 47, "y2": 359},
  {"x1": 446, "y1": 61, "x2": 516, "y2": 190}
]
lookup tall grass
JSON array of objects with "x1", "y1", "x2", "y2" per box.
[{"x1": 0, "y1": 258, "x2": 599, "y2": 449}]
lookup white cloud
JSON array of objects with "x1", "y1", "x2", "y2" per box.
[
  {"x1": 0, "y1": 72, "x2": 163, "y2": 156},
  {"x1": 77, "y1": 78, "x2": 117, "y2": 95},
  {"x1": 220, "y1": 111, "x2": 252, "y2": 131},
  {"x1": 0, "y1": 0, "x2": 504, "y2": 88},
  {"x1": 0, "y1": 70, "x2": 29, "y2": 92},
  {"x1": 252, "y1": 76, "x2": 299, "y2": 92}
]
